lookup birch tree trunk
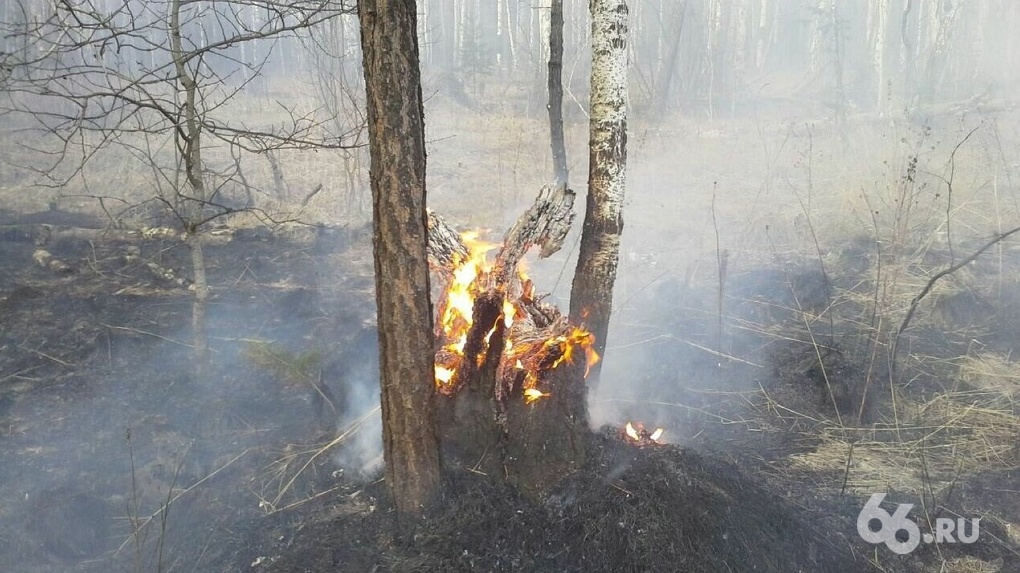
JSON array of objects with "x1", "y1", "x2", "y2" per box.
[
  {"x1": 570, "y1": 0, "x2": 628, "y2": 392},
  {"x1": 900, "y1": 0, "x2": 918, "y2": 101},
  {"x1": 921, "y1": 0, "x2": 959, "y2": 103},
  {"x1": 829, "y1": 0, "x2": 845, "y2": 123},
  {"x1": 358, "y1": 0, "x2": 441, "y2": 518},
  {"x1": 503, "y1": 0, "x2": 518, "y2": 71},
  {"x1": 870, "y1": 0, "x2": 888, "y2": 111}
]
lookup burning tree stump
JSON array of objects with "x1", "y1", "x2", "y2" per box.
[{"x1": 426, "y1": 184, "x2": 597, "y2": 493}]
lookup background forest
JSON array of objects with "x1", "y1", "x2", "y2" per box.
[{"x1": 1, "y1": 1, "x2": 1019, "y2": 572}]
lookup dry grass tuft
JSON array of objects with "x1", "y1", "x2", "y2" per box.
[
  {"x1": 782, "y1": 353, "x2": 1018, "y2": 495},
  {"x1": 941, "y1": 555, "x2": 1004, "y2": 573},
  {"x1": 957, "y1": 353, "x2": 1020, "y2": 394}
]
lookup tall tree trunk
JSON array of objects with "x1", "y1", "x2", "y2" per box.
[
  {"x1": 500, "y1": 0, "x2": 517, "y2": 71},
  {"x1": 870, "y1": 0, "x2": 888, "y2": 111},
  {"x1": 570, "y1": 0, "x2": 629, "y2": 392},
  {"x1": 654, "y1": 3, "x2": 685, "y2": 113},
  {"x1": 921, "y1": 0, "x2": 958, "y2": 103},
  {"x1": 900, "y1": 0, "x2": 917, "y2": 101},
  {"x1": 548, "y1": 0, "x2": 568, "y2": 185},
  {"x1": 358, "y1": 0, "x2": 441, "y2": 518},
  {"x1": 188, "y1": 235, "x2": 208, "y2": 381},
  {"x1": 170, "y1": 0, "x2": 209, "y2": 380},
  {"x1": 830, "y1": 0, "x2": 845, "y2": 124}
]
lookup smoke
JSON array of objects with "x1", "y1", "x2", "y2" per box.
[{"x1": 330, "y1": 326, "x2": 385, "y2": 478}]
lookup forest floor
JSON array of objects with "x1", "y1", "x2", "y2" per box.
[
  {"x1": 0, "y1": 201, "x2": 1016, "y2": 572},
  {"x1": 0, "y1": 212, "x2": 383, "y2": 572},
  {"x1": 2, "y1": 95, "x2": 1020, "y2": 572}
]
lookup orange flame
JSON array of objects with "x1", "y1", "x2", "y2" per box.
[
  {"x1": 546, "y1": 328, "x2": 600, "y2": 377},
  {"x1": 434, "y1": 232, "x2": 497, "y2": 391},
  {"x1": 434, "y1": 230, "x2": 601, "y2": 403}
]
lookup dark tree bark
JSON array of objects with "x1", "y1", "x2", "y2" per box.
[
  {"x1": 358, "y1": 0, "x2": 441, "y2": 517},
  {"x1": 654, "y1": 4, "x2": 686, "y2": 113},
  {"x1": 570, "y1": 0, "x2": 629, "y2": 392},
  {"x1": 548, "y1": 0, "x2": 568, "y2": 185}
]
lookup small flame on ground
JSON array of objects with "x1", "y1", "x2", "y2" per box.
[{"x1": 624, "y1": 422, "x2": 665, "y2": 444}]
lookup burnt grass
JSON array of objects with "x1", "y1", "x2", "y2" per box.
[
  {"x1": 0, "y1": 210, "x2": 1018, "y2": 572},
  {"x1": 263, "y1": 432, "x2": 869, "y2": 573}
]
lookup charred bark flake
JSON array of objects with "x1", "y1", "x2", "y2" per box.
[{"x1": 426, "y1": 209, "x2": 469, "y2": 272}]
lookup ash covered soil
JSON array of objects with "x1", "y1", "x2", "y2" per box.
[
  {"x1": 263, "y1": 433, "x2": 871, "y2": 573},
  {"x1": 0, "y1": 209, "x2": 1017, "y2": 572}
]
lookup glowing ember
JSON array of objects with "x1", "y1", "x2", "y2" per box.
[
  {"x1": 523, "y1": 388, "x2": 549, "y2": 404},
  {"x1": 435, "y1": 366, "x2": 455, "y2": 385},
  {"x1": 432, "y1": 230, "x2": 600, "y2": 403},
  {"x1": 502, "y1": 299, "x2": 516, "y2": 328}
]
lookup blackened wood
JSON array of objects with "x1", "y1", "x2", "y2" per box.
[
  {"x1": 492, "y1": 183, "x2": 575, "y2": 285},
  {"x1": 430, "y1": 183, "x2": 584, "y2": 495}
]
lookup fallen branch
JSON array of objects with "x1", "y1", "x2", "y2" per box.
[
  {"x1": 0, "y1": 365, "x2": 42, "y2": 383},
  {"x1": 263, "y1": 484, "x2": 346, "y2": 515},
  {"x1": 16, "y1": 344, "x2": 73, "y2": 366},
  {"x1": 102, "y1": 323, "x2": 195, "y2": 349}
]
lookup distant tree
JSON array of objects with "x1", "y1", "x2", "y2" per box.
[
  {"x1": 1, "y1": 0, "x2": 356, "y2": 377},
  {"x1": 357, "y1": 0, "x2": 442, "y2": 517},
  {"x1": 570, "y1": 0, "x2": 629, "y2": 391},
  {"x1": 547, "y1": 0, "x2": 568, "y2": 185}
]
